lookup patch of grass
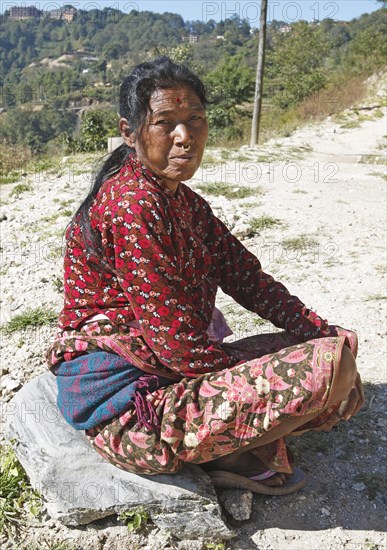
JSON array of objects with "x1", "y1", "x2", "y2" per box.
[
  {"x1": 368, "y1": 172, "x2": 387, "y2": 181},
  {"x1": 28, "y1": 156, "x2": 61, "y2": 175},
  {"x1": 250, "y1": 215, "x2": 283, "y2": 232},
  {"x1": 220, "y1": 149, "x2": 231, "y2": 160},
  {"x1": 205, "y1": 543, "x2": 226, "y2": 550},
  {"x1": 0, "y1": 143, "x2": 33, "y2": 183},
  {"x1": 59, "y1": 199, "x2": 75, "y2": 208},
  {"x1": 372, "y1": 108, "x2": 384, "y2": 119},
  {"x1": 365, "y1": 294, "x2": 387, "y2": 301},
  {"x1": 282, "y1": 235, "x2": 318, "y2": 251},
  {"x1": 42, "y1": 209, "x2": 72, "y2": 223},
  {"x1": 340, "y1": 120, "x2": 361, "y2": 129},
  {"x1": 52, "y1": 276, "x2": 64, "y2": 293},
  {"x1": 118, "y1": 506, "x2": 150, "y2": 532},
  {"x1": 293, "y1": 188, "x2": 307, "y2": 194},
  {"x1": 197, "y1": 182, "x2": 257, "y2": 199},
  {"x1": 2, "y1": 306, "x2": 58, "y2": 333},
  {"x1": 201, "y1": 152, "x2": 219, "y2": 167},
  {"x1": 297, "y1": 72, "x2": 368, "y2": 121},
  {"x1": 0, "y1": 173, "x2": 21, "y2": 184},
  {"x1": 10, "y1": 183, "x2": 32, "y2": 198},
  {"x1": 0, "y1": 444, "x2": 42, "y2": 537},
  {"x1": 360, "y1": 154, "x2": 385, "y2": 165},
  {"x1": 41, "y1": 213, "x2": 62, "y2": 223},
  {"x1": 236, "y1": 154, "x2": 251, "y2": 162},
  {"x1": 375, "y1": 264, "x2": 387, "y2": 274},
  {"x1": 47, "y1": 244, "x2": 64, "y2": 260},
  {"x1": 364, "y1": 539, "x2": 380, "y2": 550}
]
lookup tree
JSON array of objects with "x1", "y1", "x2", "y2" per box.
[
  {"x1": 206, "y1": 56, "x2": 254, "y2": 138},
  {"x1": 267, "y1": 21, "x2": 331, "y2": 108}
]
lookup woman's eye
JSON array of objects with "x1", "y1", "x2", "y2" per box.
[{"x1": 155, "y1": 120, "x2": 169, "y2": 126}]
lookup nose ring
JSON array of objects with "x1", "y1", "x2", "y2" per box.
[{"x1": 183, "y1": 144, "x2": 191, "y2": 152}]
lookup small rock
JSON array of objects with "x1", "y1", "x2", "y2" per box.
[
  {"x1": 41, "y1": 277, "x2": 49, "y2": 283},
  {"x1": 0, "y1": 212, "x2": 7, "y2": 222},
  {"x1": 219, "y1": 489, "x2": 253, "y2": 521},
  {"x1": 232, "y1": 222, "x2": 253, "y2": 239},
  {"x1": 320, "y1": 507, "x2": 330, "y2": 516},
  {"x1": 10, "y1": 298, "x2": 24, "y2": 311},
  {"x1": 298, "y1": 495, "x2": 306, "y2": 500},
  {"x1": 1, "y1": 377, "x2": 21, "y2": 393},
  {"x1": 352, "y1": 482, "x2": 366, "y2": 492}
]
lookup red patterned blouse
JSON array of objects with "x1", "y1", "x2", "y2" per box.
[{"x1": 47, "y1": 155, "x2": 330, "y2": 379}]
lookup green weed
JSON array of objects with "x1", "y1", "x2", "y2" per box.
[
  {"x1": 368, "y1": 172, "x2": 387, "y2": 181},
  {"x1": 201, "y1": 152, "x2": 219, "y2": 167},
  {"x1": 282, "y1": 236, "x2": 318, "y2": 251},
  {"x1": 360, "y1": 154, "x2": 385, "y2": 165},
  {"x1": 2, "y1": 307, "x2": 58, "y2": 333},
  {"x1": 197, "y1": 182, "x2": 258, "y2": 199},
  {"x1": 52, "y1": 276, "x2": 64, "y2": 293},
  {"x1": 340, "y1": 120, "x2": 361, "y2": 129},
  {"x1": 10, "y1": 183, "x2": 32, "y2": 198},
  {"x1": 365, "y1": 294, "x2": 387, "y2": 301},
  {"x1": 118, "y1": 506, "x2": 150, "y2": 532},
  {"x1": 0, "y1": 173, "x2": 21, "y2": 185},
  {"x1": 375, "y1": 264, "x2": 387, "y2": 274},
  {"x1": 250, "y1": 215, "x2": 283, "y2": 232},
  {"x1": 220, "y1": 149, "x2": 231, "y2": 160},
  {"x1": 0, "y1": 444, "x2": 42, "y2": 537},
  {"x1": 236, "y1": 154, "x2": 251, "y2": 162}
]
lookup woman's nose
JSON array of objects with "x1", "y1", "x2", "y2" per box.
[{"x1": 172, "y1": 123, "x2": 191, "y2": 144}]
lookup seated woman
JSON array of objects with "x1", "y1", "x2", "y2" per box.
[{"x1": 47, "y1": 56, "x2": 364, "y2": 495}]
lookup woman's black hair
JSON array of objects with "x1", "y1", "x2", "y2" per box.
[{"x1": 69, "y1": 56, "x2": 207, "y2": 266}]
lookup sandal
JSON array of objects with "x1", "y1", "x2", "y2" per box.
[{"x1": 208, "y1": 466, "x2": 305, "y2": 496}]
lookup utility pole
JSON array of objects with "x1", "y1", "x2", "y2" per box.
[{"x1": 250, "y1": 0, "x2": 268, "y2": 147}]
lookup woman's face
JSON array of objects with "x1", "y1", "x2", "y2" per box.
[{"x1": 121, "y1": 86, "x2": 208, "y2": 193}]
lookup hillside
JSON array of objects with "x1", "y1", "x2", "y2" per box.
[
  {"x1": 0, "y1": 7, "x2": 386, "y2": 149},
  {"x1": 0, "y1": 71, "x2": 386, "y2": 550}
]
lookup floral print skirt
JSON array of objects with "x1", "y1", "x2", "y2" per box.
[{"x1": 85, "y1": 331, "x2": 355, "y2": 475}]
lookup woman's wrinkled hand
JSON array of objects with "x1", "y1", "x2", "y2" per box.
[{"x1": 313, "y1": 372, "x2": 365, "y2": 432}]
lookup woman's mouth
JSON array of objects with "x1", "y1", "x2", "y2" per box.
[{"x1": 170, "y1": 154, "x2": 195, "y2": 163}]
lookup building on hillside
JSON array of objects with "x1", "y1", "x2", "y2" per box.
[
  {"x1": 182, "y1": 33, "x2": 199, "y2": 43},
  {"x1": 279, "y1": 25, "x2": 291, "y2": 33},
  {"x1": 9, "y1": 6, "x2": 42, "y2": 20},
  {"x1": 48, "y1": 7, "x2": 77, "y2": 22}
]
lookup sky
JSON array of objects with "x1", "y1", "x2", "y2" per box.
[{"x1": 1, "y1": 0, "x2": 383, "y2": 23}]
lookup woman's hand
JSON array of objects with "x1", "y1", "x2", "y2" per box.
[{"x1": 313, "y1": 372, "x2": 365, "y2": 432}]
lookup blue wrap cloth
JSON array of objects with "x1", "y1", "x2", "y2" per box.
[{"x1": 55, "y1": 351, "x2": 173, "y2": 431}]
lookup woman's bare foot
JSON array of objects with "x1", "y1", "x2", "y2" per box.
[{"x1": 202, "y1": 451, "x2": 292, "y2": 486}]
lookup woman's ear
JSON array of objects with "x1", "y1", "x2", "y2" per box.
[{"x1": 119, "y1": 118, "x2": 136, "y2": 149}]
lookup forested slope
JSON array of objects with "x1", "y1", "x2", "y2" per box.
[{"x1": 0, "y1": 6, "x2": 386, "y2": 152}]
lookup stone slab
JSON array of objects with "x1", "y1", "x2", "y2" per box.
[{"x1": 4, "y1": 373, "x2": 234, "y2": 540}]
